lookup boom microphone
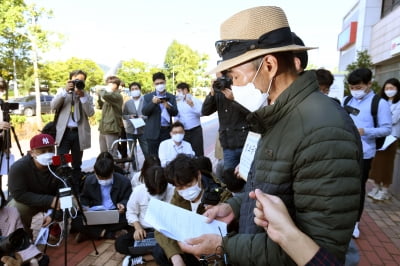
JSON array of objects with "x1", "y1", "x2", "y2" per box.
[{"x1": 52, "y1": 154, "x2": 73, "y2": 166}]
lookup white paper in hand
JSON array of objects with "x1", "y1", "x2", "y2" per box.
[
  {"x1": 239, "y1": 132, "x2": 261, "y2": 181},
  {"x1": 144, "y1": 198, "x2": 227, "y2": 242},
  {"x1": 129, "y1": 118, "x2": 146, "y2": 128}
]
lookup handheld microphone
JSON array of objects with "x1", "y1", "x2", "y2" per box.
[{"x1": 52, "y1": 154, "x2": 73, "y2": 166}]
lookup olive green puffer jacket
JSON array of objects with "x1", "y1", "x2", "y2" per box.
[{"x1": 224, "y1": 71, "x2": 361, "y2": 265}]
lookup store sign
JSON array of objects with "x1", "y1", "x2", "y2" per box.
[
  {"x1": 390, "y1": 36, "x2": 400, "y2": 56},
  {"x1": 337, "y1": 22, "x2": 357, "y2": 51}
]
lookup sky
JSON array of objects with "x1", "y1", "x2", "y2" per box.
[{"x1": 27, "y1": 0, "x2": 357, "y2": 72}]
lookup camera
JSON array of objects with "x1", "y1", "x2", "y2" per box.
[
  {"x1": 212, "y1": 76, "x2": 232, "y2": 93},
  {"x1": 201, "y1": 187, "x2": 224, "y2": 205},
  {"x1": 0, "y1": 228, "x2": 30, "y2": 256},
  {"x1": 157, "y1": 96, "x2": 167, "y2": 102},
  {"x1": 69, "y1": 79, "x2": 85, "y2": 93}
]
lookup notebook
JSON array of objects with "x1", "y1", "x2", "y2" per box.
[
  {"x1": 128, "y1": 231, "x2": 157, "y2": 256},
  {"x1": 83, "y1": 210, "x2": 120, "y2": 225}
]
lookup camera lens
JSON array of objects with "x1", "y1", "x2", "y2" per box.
[{"x1": 73, "y1": 79, "x2": 85, "y2": 90}]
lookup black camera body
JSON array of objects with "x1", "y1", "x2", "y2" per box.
[
  {"x1": 201, "y1": 187, "x2": 224, "y2": 205},
  {"x1": 212, "y1": 76, "x2": 232, "y2": 93},
  {"x1": 68, "y1": 79, "x2": 85, "y2": 93},
  {"x1": 157, "y1": 96, "x2": 167, "y2": 102}
]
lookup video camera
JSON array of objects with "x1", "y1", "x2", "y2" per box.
[
  {"x1": 212, "y1": 76, "x2": 232, "y2": 93},
  {"x1": 68, "y1": 79, "x2": 85, "y2": 93},
  {"x1": 201, "y1": 186, "x2": 224, "y2": 205}
]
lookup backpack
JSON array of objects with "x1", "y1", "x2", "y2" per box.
[{"x1": 344, "y1": 94, "x2": 385, "y2": 149}]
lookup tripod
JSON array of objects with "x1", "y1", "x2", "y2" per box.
[
  {"x1": 44, "y1": 163, "x2": 98, "y2": 266},
  {"x1": 0, "y1": 101, "x2": 24, "y2": 191}
]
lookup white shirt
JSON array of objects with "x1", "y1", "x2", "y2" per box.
[
  {"x1": 158, "y1": 138, "x2": 195, "y2": 167},
  {"x1": 175, "y1": 94, "x2": 202, "y2": 130},
  {"x1": 126, "y1": 183, "x2": 175, "y2": 228}
]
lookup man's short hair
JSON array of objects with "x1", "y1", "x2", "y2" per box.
[
  {"x1": 348, "y1": 68, "x2": 372, "y2": 85},
  {"x1": 177, "y1": 82, "x2": 190, "y2": 92},
  {"x1": 69, "y1": 70, "x2": 87, "y2": 80},
  {"x1": 292, "y1": 32, "x2": 308, "y2": 70},
  {"x1": 165, "y1": 154, "x2": 199, "y2": 187},
  {"x1": 129, "y1": 82, "x2": 141, "y2": 90},
  {"x1": 105, "y1": 76, "x2": 121, "y2": 87},
  {"x1": 94, "y1": 152, "x2": 114, "y2": 178},
  {"x1": 171, "y1": 121, "x2": 184, "y2": 131},
  {"x1": 315, "y1": 69, "x2": 334, "y2": 87},
  {"x1": 143, "y1": 165, "x2": 168, "y2": 195},
  {"x1": 152, "y1": 72, "x2": 166, "y2": 82}
]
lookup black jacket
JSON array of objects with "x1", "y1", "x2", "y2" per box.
[{"x1": 202, "y1": 92, "x2": 249, "y2": 149}]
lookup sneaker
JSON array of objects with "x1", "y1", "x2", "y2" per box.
[
  {"x1": 122, "y1": 255, "x2": 144, "y2": 266},
  {"x1": 367, "y1": 186, "x2": 380, "y2": 198},
  {"x1": 352, "y1": 222, "x2": 360, "y2": 238},
  {"x1": 373, "y1": 190, "x2": 390, "y2": 201}
]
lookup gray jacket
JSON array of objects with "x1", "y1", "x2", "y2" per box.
[{"x1": 122, "y1": 96, "x2": 146, "y2": 135}]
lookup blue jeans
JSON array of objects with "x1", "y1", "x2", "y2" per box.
[{"x1": 222, "y1": 148, "x2": 243, "y2": 170}]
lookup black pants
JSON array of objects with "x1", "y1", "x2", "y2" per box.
[
  {"x1": 358, "y1": 158, "x2": 371, "y2": 221},
  {"x1": 114, "y1": 228, "x2": 153, "y2": 255},
  {"x1": 184, "y1": 125, "x2": 204, "y2": 156},
  {"x1": 58, "y1": 128, "x2": 83, "y2": 193},
  {"x1": 152, "y1": 244, "x2": 201, "y2": 266},
  {"x1": 147, "y1": 127, "x2": 170, "y2": 156}
]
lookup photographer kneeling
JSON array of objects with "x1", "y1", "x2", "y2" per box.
[{"x1": 153, "y1": 154, "x2": 232, "y2": 266}]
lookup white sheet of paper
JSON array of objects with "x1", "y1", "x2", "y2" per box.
[
  {"x1": 378, "y1": 135, "x2": 397, "y2": 151},
  {"x1": 0, "y1": 153, "x2": 14, "y2": 175},
  {"x1": 144, "y1": 198, "x2": 227, "y2": 242},
  {"x1": 129, "y1": 118, "x2": 146, "y2": 128},
  {"x1": 239, "y1": 132, "x2": 261, "y2": 181}
]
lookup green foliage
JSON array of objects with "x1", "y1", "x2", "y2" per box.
[
  {"x1": 10, "y1": 114, "x2": 26, "y2": 126},
  {"x1": 41, "y1": 113, "x2": 55, "y2": 124},
  {"x1": 89, "y1": 109, "x2": 102, "y2": 126},
  {"x1": 164, "y1": 40, "x2": 210, "y2": 92},
  {"x1": 344, "y1": 50, "x2": 380, "y2": 93},
  {"x1": 117, "y1": 59, "x2": 160, "y2": 94},
  {"x1": 40, "y1": 57, "x2": 104, "y2": 93}
]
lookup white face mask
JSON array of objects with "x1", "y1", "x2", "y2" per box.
[
  {"x1": 177, "y1": 182, "x2": 202, "y2": 201},
  {"x1": 350, "y1": 89, "x2": 367, "y2": 100},
  {"x1": 35, "y1": 152, "x2": 55, "y2": 166},
  {"x1": 131, "y1": 90, "x2": 141, "y2": 98},
  {"x1": 231, "y1": 61, "x2": 270, "y2": 111},
  {"x1": 176, "y1": 92, "x2": 184, "y2": 101},
  {"x1": 385, "y1": 89, "x2": 397, "y2": 98},
  {"x1": 97, "y1": 178, "x2": 113, "y2": 186},
  {"x1": 172, "y1": 133, "x2": 184, "y2": 143},
  {"x1": 105, "y1": 85, "x2": 113, "y2": 93},
  {"x1": 156, "y1": 84, "x2": 166, "y2": 92}
]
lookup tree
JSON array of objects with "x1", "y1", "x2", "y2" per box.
[
  {"x1": 117, "y1": 59, "x2": 160, "y2": 94},
  {"x1": 40, "y1": 57, "x2": 104, "y2": 94},
  {"x1": 164, "y1": 40, "x2": 209, "y2": 93},
  {"x1": 344, "y1": 50, "x2": 379, "y2": 93}
]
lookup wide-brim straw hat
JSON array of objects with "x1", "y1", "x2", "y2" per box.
[{"x1": 210, "y1": 6, "x2": 316, "y2": 74}]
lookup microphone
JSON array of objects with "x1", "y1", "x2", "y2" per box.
[{"x1": 52, "y1": 154, "x2": 73, "y2": 166}]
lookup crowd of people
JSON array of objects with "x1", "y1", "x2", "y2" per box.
[{"x1": 0, "y1": 4, "x2": 399, "y2": 266}]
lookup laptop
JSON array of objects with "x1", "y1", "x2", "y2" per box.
[
  {"x1": 83, "y1": 210, "x2": 120, "y2": 225},
  {"x1": 128, "y1": 231, "x2": 157, "y2": 256}
]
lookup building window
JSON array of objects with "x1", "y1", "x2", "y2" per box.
[{"x1": 382, "y1": 0, "x2": 400, "y2": 17}]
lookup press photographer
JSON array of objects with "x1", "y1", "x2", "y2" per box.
[{"x1": 0, "y1": 78, "x2": 15, "y2": 176}]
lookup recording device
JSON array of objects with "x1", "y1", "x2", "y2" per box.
[
  {"x1": 68, "y1": 79, "x2": 85, "y2": 93},
  {"x1": 0, "y1": 228, "x2": 30, "y2": 257},
  {"x1": 201, "y1": 187, "x2": 224, "y2": 205},
  {"x1": 59, "y1": 187, "x2": 73, "y2": 210},
  {"x1": 0, "y1": 102, "x2": 19, "y2": 114},
  {"x1": 344, "y1": 105, "x2": 360, "y2": 116},
  {"x1": 157, "y1": 95, "x2": 167, "y2": 102},
  {"x1": 212, "y1": 76, "x2": 232, "y2": 93}
]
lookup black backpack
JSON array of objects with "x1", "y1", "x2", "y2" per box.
[{"x1": 344, "y1": 94, "x2": 385, "y2": 149}]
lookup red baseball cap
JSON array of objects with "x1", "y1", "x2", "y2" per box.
[{"x1": 30, "y1": 134, "x2": 55, "y2": 150}]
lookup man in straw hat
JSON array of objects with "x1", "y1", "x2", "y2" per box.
[{"x1": 176, "y1": 6, "x2": 361, "y2": 265}]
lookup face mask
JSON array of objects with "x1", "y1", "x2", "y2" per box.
[
  {"x1": 156, "y1": 84, "x2": 166, "y2": 92},
  {"x1": 385, "y1": 89, "x2": 397, "y2": 98},
  {"x1": 130, "y1": 90, "x2": 141, "y2": 98},
  {"x1": 176, "y1": 92, "x2": 184, "y2": 101},
  {"x1": 106, "y1": 85, "x2": 113, "y2": 93},
  {"x1": 35, "y1": 152, "x2": 55, "y2": 166},
  {"x1": 97, "y1": 178, "x2": 113, "y2": 186},
  {"x1": 172, "y1": 133, "x2": 184, "y2": 143},
  {"x1": 177, "y1": 182, "x2": 202, "y2": 201},
  {"x1": 350, "y1": 89, "x2": 367, "y2": 100},
  {"x1": 231, "y1": 61, "x2": 270, "y2": 111}
]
